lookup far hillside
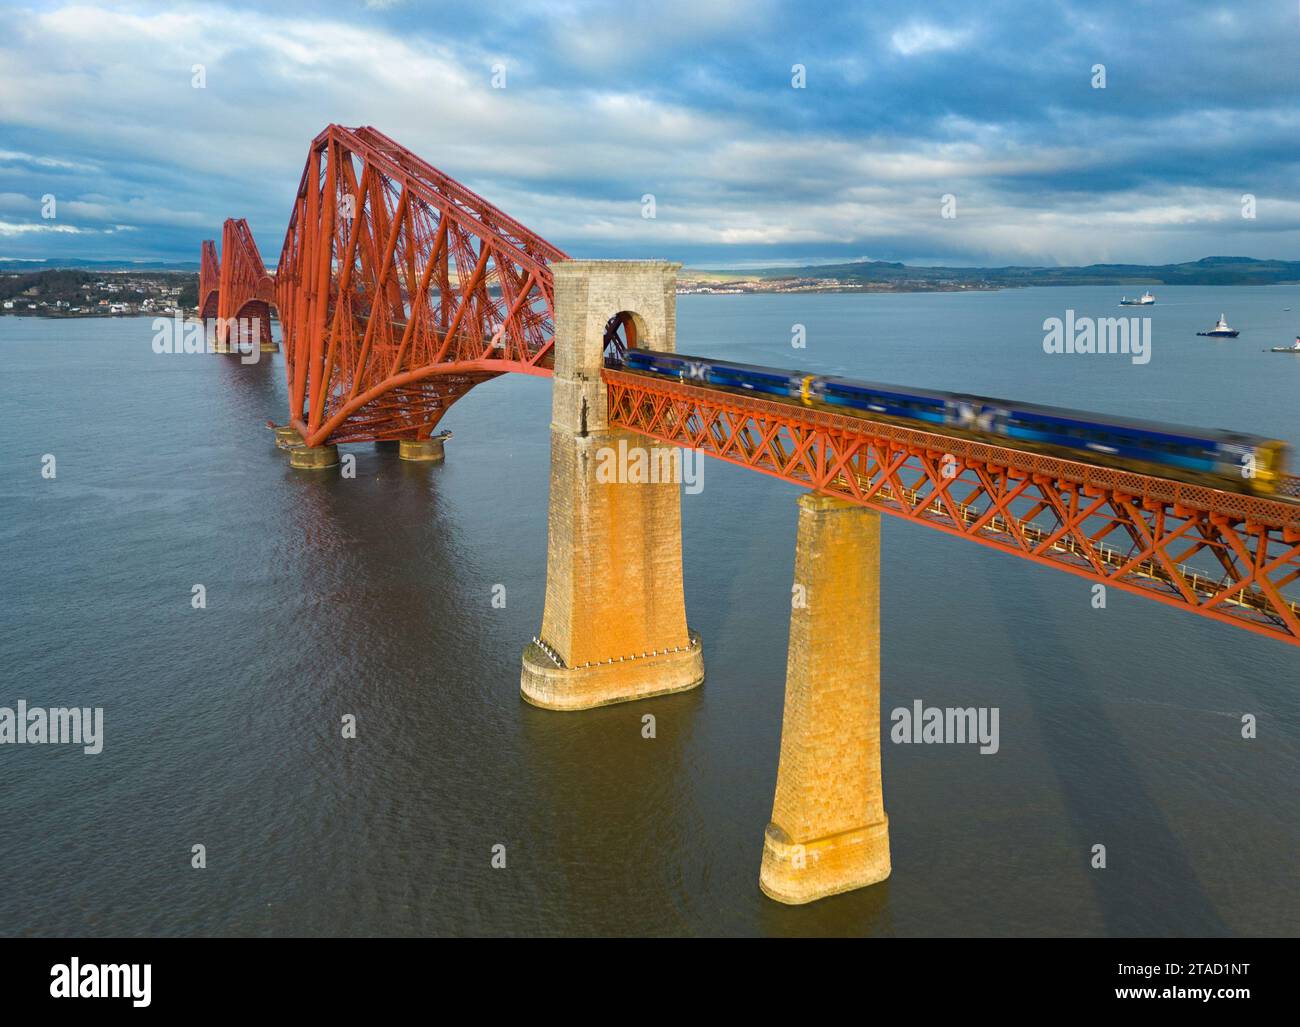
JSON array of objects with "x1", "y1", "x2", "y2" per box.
[{"x1": 691, "y1": 256, "x2": 1300, "y2": 289}]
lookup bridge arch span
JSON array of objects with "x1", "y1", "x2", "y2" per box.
[
  {"x1": 217, "y1": 218, "x2": 277, "y2": 351},
  {"x1": 276, "y1": 124, "x2": 567, "y2": 447},
  {"x1": 230, "y1": 297, "x2": 274, "y2": 350}
]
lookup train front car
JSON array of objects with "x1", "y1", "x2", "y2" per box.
[
  {"x1": 617, "y1": 349, "x2": 1289, "y2": 497},
  {"x1": 1219, "y1": 436, "x2": 1289, "y2": 496},
  {"x1": 991, "y1": 403, "x2": 1289, "y2": 496}
]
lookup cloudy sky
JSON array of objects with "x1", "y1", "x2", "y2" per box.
[{"x1": 2, "y1": 0, "x2": 1299, "y2": 267}]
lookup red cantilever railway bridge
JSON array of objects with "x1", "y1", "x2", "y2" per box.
[{"x1": 199, "y1": 123, "x2": 1300, "y2": 647}]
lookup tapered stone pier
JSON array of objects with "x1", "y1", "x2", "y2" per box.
[
  {"x1": 521, "y1": 261, "x2": 703, "y2": 710},
  {"x1": 759, "y1": 494, "x2": 890, "y2": 903}
]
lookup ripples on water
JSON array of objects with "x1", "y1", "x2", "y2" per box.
[{"x1": 0, "y1": 286, "x2": 1296, "y2": 936}]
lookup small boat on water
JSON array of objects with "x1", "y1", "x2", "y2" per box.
[
  {"x1": 1196, "y1": 314, "x2": 1239, "y2": 338},
  {"x1": 1270, "y1": 337, "x2": 1300, "y2": 353},
  {"x1": 1119, "y1": 291, "x2": 1155, "y2": 306}
]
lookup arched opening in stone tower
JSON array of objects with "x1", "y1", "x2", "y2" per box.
[{"x1": 602, "y1": 310, "x2": 649, "y2": 365}]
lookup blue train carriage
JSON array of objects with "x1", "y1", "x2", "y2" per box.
[
  {"x1": 807, "y1": 375, "x2": 1278, "y2": 493},
  {"x1": 624, "y1": 349, "x2": 796, "y2": 398},
  {"x1": 980, "y1": 400, "x2": 1289, "y2": 496},
  {"x1": 620, "y1": 350, "x2": 1289, "y2": 496}
]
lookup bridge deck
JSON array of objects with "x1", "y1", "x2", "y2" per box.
[{"x1": 605, "y1": 368, "x2": 1300, "y2": 645}]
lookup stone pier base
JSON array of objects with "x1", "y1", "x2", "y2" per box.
[
  {"x1": 521, "y1": 631, "x2": 703, "y2": 711},
  {"x1": 260, "y1": 341, "x2": 279, "y2": 353},
  {"x1": 521, "y1": 425, "x2": 703, "y2": 711},
  {"x1": 398, "y1": 437, "x2": 445, "y2": 462},
  {"x1": 522, "y1": 260, "x2": 702, "y2": 711},
  {"x1": 273, "y1": 426, "x2": 301, "y2": 449},
  {"x1": 759, "y1": 493, "x2": 890, "y2": 904},
  {"x1": 288, "y1": 444, "x2": 339, "y2": 470}
]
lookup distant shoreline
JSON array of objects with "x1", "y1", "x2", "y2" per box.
[
  {"x1": 7, "y1": 276, "x2": 1300, "y2": 319},
  {"x1": 674, "y1": 279, "x2": 1300, "y2": 296},
  {"x1": 678, "y1": 257, "x2": 1300, "y2": 294},
  {"x1": 676, "y1": 279, "x2": 1002, "y2": 295},
  {"x1": 6, "y1": 254, "x2": 1300, "y2": 316},
  {"x1": 0, "y1": 310, "x2": 183, "y2": 319}
]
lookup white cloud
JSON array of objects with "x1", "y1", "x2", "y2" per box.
[
  {"x1": 0, "y1": 220, "x2": 88, "y2": 235},
  {"x1": 0, "y1": 1, "x2": 1295, "y2": 266},
  {"x1": 0, "y1": 149, "x2": 97, "y2": 172},
  {"x1": 889, "y1": 21, "x2": 974, "y2": 57},
  {"x1": 546, "y1": 0, "x2": 770, "y2": 71}
]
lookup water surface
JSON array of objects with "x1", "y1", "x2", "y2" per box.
[{"x1": 1, "y1": 285, "x2": 1296, "y2": 936}]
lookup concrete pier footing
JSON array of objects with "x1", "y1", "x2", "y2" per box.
[
  {"x1": 521, "y1": 630, "x2": 703, "y2": 710},
  {"x1": 522, "y1": 260, "x2": 703, "y2": 711},
  {"x1": 273, "y1": 426, "x2": 301, "y2": 449},
  {"x1": 398, "y1": 437, "x2": 445, "y2": 462},
  {"x1": 288, "y1": 444, "x2": 339, "y2": 470},
  {"x1": 759, "y1": 494, "x2": 890, "y2": 904},
  {"x1": 260, "y1": 341, "x2": 279, "y2": 353}
]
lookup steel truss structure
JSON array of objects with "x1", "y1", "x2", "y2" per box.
[
  {"x1": 216, "y1": 218, "x2": 276, "y2": 349},
  {"x1": 274, "y1": 124, "x2": 567, "y2": 445},
  {"x1": 605, "y1": 370, "x2": 1300, "y2": 646},
  {"x1": 198, "y1": 239, "x2": 220, "y2": 321},
  {"x1": 199, "y1": 122, "x2": 1300, "y2": 645}
]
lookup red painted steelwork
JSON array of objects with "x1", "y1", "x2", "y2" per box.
[
  {"x1": 200, "y1": 123, "x2": 1299, "y2": 645},
  {"x1": 199, "y1": 239, "x2": 220, "y2": 321},
  {"x1": 275, "y1": 124, "x2": 567, "y2": 445},
  {"x1": 216, "y1": 218, "x2": 276, "y2": 349},
  {"x1": 606, "y1": 369, "x2": 1300, "y2": 646}
]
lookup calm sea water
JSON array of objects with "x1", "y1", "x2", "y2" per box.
[{"x1": 1, "y1": 285, "x2": 1297, "y2": 937}]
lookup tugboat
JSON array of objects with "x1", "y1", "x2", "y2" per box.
[
  {"x1": 1119, "y1": 291, "x2": 1156, "y2": 306},
  {"x1": 1270, "y1": 336, "x2": 1300, "y2": 354},
  {"x1": 1196, "y1": 314, "x2": 1239, "y2": 338}
]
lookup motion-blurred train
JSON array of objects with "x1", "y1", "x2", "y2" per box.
[{"x1": 620, "y1": 349, "x2": 1291, "y2": 498}]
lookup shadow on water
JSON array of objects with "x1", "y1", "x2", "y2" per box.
[
  {"x1": 1007, "y1": 581, "x2": 1230, "y2": 936},
  {"x1": 197, "y1": 445, "x2": 510, "y2": 935},
  {"x1": 514, "y1": 687, "x2": 707, "y2": 936},
  {"x1": 254, "y1": 431, "x2": 725, "y2": 936}
]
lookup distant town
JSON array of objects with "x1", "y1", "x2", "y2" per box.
[
  {"x1": 0, "y1": 269, "x2": 197, "y2": 317},
  {"x1": 3, "y1": 255, "x2": 1299, "y2": 317}
]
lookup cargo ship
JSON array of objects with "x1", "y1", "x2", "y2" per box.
[{"x1": 1119, "y1": 291, "x2": 1155, "y2": 306}]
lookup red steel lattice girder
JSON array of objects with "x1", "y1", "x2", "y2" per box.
[
  {"x1": 214, "y1": 218, "x2": 275, "y2": 349},
  {"x1": 275, "y1": 124, "x2": 567, "y2": 445},
  {"x1": 605, "y1": 369, "x2": 1300, "y2": 646},
  {"x1": 198, "y1": 239, "x2": 220, "y2": 321}
]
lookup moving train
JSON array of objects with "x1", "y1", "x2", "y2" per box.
[{"x1": 620, "y1": 349, "x2": 1291, "y2": 498}]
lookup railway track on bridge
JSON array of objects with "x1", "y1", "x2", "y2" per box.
[{"x1": 606, "y1": 369, "x2": 1300, "y2": 645}]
